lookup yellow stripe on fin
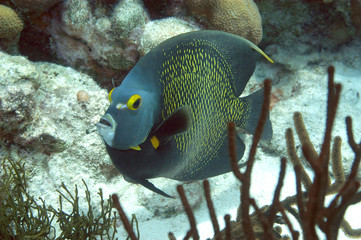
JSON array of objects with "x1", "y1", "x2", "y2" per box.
[{"x1": 241, "y1": 37, "x2": 274, "y2": 63}]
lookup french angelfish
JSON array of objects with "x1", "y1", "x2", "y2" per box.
[{"x1": 97, "y1": 30, "x2": 273, "y2": 198}]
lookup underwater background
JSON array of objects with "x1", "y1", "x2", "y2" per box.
[{"x1": 1, "y1": 0, "x2": 361, "y2": 239}]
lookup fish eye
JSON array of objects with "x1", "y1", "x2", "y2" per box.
[
  {"x1": 127, "y1": 94, "x2": 142, "y2": 110},
  {"x1": 108, "y1": 88, "x2": 115, "y2": 102}
]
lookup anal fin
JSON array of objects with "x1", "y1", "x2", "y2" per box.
[
  {"x1": 124, "y1": 175, "x2": 174, "y2": 198},
  {"x1": 138, "y1": 178, "x2": 174, "y2": 198}
]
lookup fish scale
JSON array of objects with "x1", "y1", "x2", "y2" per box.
[{"x1": 159, "y1": 40, "x2": 250, "y2": 179}]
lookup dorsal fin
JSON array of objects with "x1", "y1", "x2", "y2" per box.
[{"x1": 240, "y1": 37, "x2": 274, "y2": 63}]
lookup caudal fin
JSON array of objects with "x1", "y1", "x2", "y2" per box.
[{"x1": 241, "y1": 88, "x2": 273, "y2": 141}]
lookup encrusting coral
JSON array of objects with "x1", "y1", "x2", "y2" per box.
[
  {"x1": 0, "y1": 4, "x2": 23, "y2": 39},
  {"x1": 185, "y1": 0, "x2": 262, "y2": 44}
]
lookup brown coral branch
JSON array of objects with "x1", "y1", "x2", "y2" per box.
[
  {"x1": 176, "y1": 185, "x2": 200, "y2": 240},
  {"x1": 324, "y1": 181, "x2": 360, "y2": 238},
  {"x1": 302, "y1": 66, "x2": 341, "y2": 239},
  {"x1": 243, "y1": 78, "x2": 272, "y2": 239},
  {"x1": 224, "y1": 214, "x2": 231, "y2": 240},
  {"x1": 282, "y1": 195, "x2": 303, "y2": 224},
  {"x1": 338, "y1": 192, "x2": 361, "y2": 238},
  {"x1": 111, "y1": 194, "x2": 138, "y2": 240},
  {"x1": 228, "y1": 121, "x2": 253, "y2": 239},
  {"x1": 249, "y1": 198, "x2": 275, "y2": 240},
  {"x1": 328, "y1": 136, "x2": 345, "y2": 194},
  {"x1": 341, "y1": 216, "x2": 361, "y2": 238},
  {"x1": 268, "y1": 158, "x2": 287, "y2": 226},
  {"x1": 285, "y1": 127, "x2": 312, "y2": 191},
  {"x1": 281, "y1": 66, "x2": 361, "y2": 239},
  {"x1": 245, "y1": 79, "x2": 272, "y2": 178},
  {"x1": 345, "y1": 117, "x2": 361, "y2": 175},
  {"x1": 276, "y1": 200, "x2": 299, "y2": 240},
  {"x1": 321, "y1": 116, "x2": 361, "y2": 238},
  {"x1": 168, "y1": 232, "x2": 177, "y2": 240},
  {"x1": 203, "y1": 180, "x2": 222, "y2": 240},
  {"x1": 345, "y1": 117, "x2": 359, "y2": 149},
  {"x1": 184, "y1": 231, "x2": 192, "y2": 240},
  {"x1": 228, "y1": 121, "x2": 245, "y2": 183},
  {"x1": 294, "y1": 165, "x2": 306, "y2": 224},
  {"x1": 228, "y1": 78, "x2": 272, "y2": 240},
  {"x1": 286, "y1": 114, "x2": 361, "y2": 239},
  {"x1": 293, "y1": 112, "x2": 319, "y2": 162}
]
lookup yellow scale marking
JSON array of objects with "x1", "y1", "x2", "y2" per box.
[{"x1": 159, "y1": 39, "x2": 250, "y2": 178}]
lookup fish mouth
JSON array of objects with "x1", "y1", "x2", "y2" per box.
[
  {"x1": 97, "y1": 114, "x2": 115, "y2": 130},
  {"x1": 98, "y1": 117, "x2": 112, "y2": 128},
  {"x1": 96, "y1": 114, "x2": 117, "y2": 147},
  {"x1": 96, "y1": 114, "x2": 143, "y2": 151}
]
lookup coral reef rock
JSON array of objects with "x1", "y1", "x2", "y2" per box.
[
  {"x1": 139, "y1": 17, "x2": 199, "y2": 55},
  {"x1": 185, "y1": 0, "x2": 262, "y2": 45},
  {"x1": 0, "y1": 4, "x2": 24, "y2": 39},
  {"x1": 0, "y1": 53, "x2": 37, "y2": 142},
  {"x1": 112, "y1": 0, "x2": 148, "y2": 38},
  {"x1": 258, "y1": 0, "x2": 356, "y2": 48},
  {"x1": 12, "y1": 0, "x2": 62, "y2": 13},
  {"x1": 49, "y1": 0, "x2": 149, "y2": 82},
  {"x1": 351, "y1": 0, "x2": 361, "y2": 36},
  {"x1": 0, "y1": 50, "x2": 108, "y2": 157}
]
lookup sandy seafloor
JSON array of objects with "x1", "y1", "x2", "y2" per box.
[{"x1": 3, "y1": 38, "x2": 361, "y2": 239}]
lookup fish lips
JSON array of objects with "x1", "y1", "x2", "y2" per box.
[
  {"x1": 97, "y1": 113, "x2": 146, "y2": 151},
  {"x1": 97, "y1": 113, "x2": 117, "y2": 148}
]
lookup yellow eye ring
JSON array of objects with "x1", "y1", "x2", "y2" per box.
[
  {"x1": 127, "y1": 94, "x2": 142, "y2": 110},
  {"x1": 108, "y1": 88, "x2": 115, "y2": 102}
]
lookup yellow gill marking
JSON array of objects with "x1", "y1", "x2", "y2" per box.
[
  {"x1": 130, "y1": 145, "x2": 141, "y2": 151},
  {"x1": 108, "y1": 88, "x2": 115, "y2": 102}
]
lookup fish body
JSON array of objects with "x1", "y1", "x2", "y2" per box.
[{"x1": 97, "y1": 30, "x2": 273, "y2": 197}]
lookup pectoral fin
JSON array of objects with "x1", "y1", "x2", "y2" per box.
[{"x1": 151, "y1": 106, "x2": 192, "y2": 149}]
